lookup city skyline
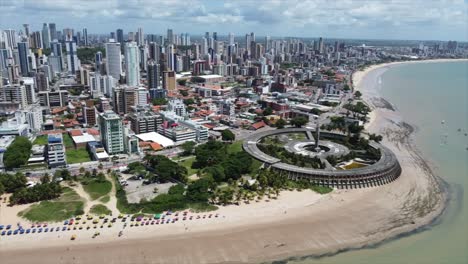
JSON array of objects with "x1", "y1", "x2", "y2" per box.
[{"x1": 1, "y1": 0, "x2": 467, "y2": 41}]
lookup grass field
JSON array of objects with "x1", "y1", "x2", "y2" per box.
[
  {"x1": 62, "y1": 133, "x2": 74, "y2": 148},
  {"x1": 227, "y1": 141, "x2": 243, "y2": 154},
  {"x1": 89, "y1": 204, "x2": 112, "y2": 215},
  {"x1": 33, "y1": 135, "x2": 48, "y2": 145},
  {"x1": 18, "y1": 187, "x2": 84, "y2": 222},
  {"x1": 66, "y1": 148, "x2": 91, "y2": 164},
  {"x1": 82, "y1": 179, "x2": 112, "y2": 200},
  {"x1": 99, "y1": 195, "x2": 110, "y2": 203},
  {"x1": 178, "y1": 156, "x2": 197, "y2": 176}
]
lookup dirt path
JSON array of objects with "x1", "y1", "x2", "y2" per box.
[
  {"x1": 104, "y1": 175, "x2": 120, "y2": 216},
  {"x1": 71, "y1": 184, "x2": 100, "y2": 215}
]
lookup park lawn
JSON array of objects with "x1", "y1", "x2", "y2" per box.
[
  {"x1": 18, "y1": 187, "x2": 84, "y2": 222},
  {"x1": 227, "y1": 141, "x2": 243, "y2": 154},
  {"x1": 33, "y1": 135, "x2": 48, "y2": 145},
  {"x1": 99, "y1": 195, "x2": 110, "y2": 203},
  {"x1": 82, "y1": 179, "x2": 112, "y2": 200},
  {"x1": 89, "y1": 204, "x2": 112, "y2": 215},
  {"x1": 66, "y1": 148, "x2": 91, "y2": 164},
  {"x1": 179, "y1": 156, "x2": 197, "y2": 176}
]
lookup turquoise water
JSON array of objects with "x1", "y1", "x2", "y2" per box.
[{"x1": 288, "y1": 61, "x2": 468, "y2": 264}]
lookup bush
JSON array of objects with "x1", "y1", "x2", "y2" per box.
[
  {"x1": 9, "y1": 183, "x2": 62, "y2": 205},
  {"x1": 0, "y1": 172, "x2": 27, "y2": 193}
]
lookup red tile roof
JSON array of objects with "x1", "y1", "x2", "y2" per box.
[
  {"x1": 251, "y1": 121, "x2": 266, "y2": 130},
  {"x1": 87, "y1": 128, "x2": 100, "y2": 135},
  {"x1": 69, "y1": 129, "x2": 83, "y2": 137}
]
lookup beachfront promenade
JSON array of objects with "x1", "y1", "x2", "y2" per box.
[{"x1": 243, "y1": 128, "x2": 401, "y2": 189}]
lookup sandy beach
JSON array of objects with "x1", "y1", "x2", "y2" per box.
[{"x1": 0, "y1": 59, "x2": 455, "y2": 264}]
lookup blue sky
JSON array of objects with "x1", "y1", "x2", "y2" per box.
[{"x1": 1, "y1": 0, "x2": 466, "y2": 41}]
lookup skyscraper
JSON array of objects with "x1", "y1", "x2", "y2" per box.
[
  {"x1": 166, "y1": 44, "x2": 175, "y2": 71},
  {"x1": 17, "y1": 42, "x2": 30, "y2": 75},
  {"x1": 23, "y1": 24, "x2": 30, "y2": 39},
  {"x1": 65, "y1": 40, "x2": 80, "y2": 74},
  {"x1": 147, "y1": 60, "x2": 160, "y2": 89},
  {"x1": 49, "y1": 23, "x2": 57, "y2": 41},
  {"x1": 167, "y1": 29, "x2": 173, "y2": 44},
  {"x1": 105, "y1": 40, "x2": 122, "y2": 80},
  {"x1": 137, "y1": 27, "x2": 144, "y2": 46},
  {"x1": 116, "y1": 28, "x2": 124, "y2": 52},
  {"x1": 95, "y1": 51, "x2": 103, "y2": 72},
  {"x1": 99, "y1": 110, "x2": 124, "y2": 155},
  {"x1": 228, "y1": 33, "x2": 235, "y2": 45},
  {"x1": 162, "y1": 71, "x2": 176, "y2": 91},
  {"x1": 124, "y1": 42, "x2": 140, "y2": 86},
  {"x1": 318, "y1": 37, "x2": 324, "y2": 54},
  {"x1": 83, "y1": 28, "x2": 88, "y2": 46},
  {"x1": 42, "y1": 23, "x2": 51, "y2": 49},
  {"x1": 50, "y1": 40, "x2": 63, "y2": 71}
]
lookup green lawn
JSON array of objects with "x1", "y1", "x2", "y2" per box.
[
  {"x1": 18, "y1": 187, "x2": 84, "y2": 222},
  {"x1": 82, "y1": 179, "x2": 112, "y2": 200},
  {"x1": 33, "y1": 135, "x2": 48, "y2": 145},
  {"x1": 227, "y1": 141, "x2": 243, "y2": 154},
  {"x1": 63, "y1": 133, "x2": 74, "y2": 148},
  {"x1": 89, "y1": 204, "x2": 112, "y2": 215},
  {"x1": 99, "y1": 195, "x2": 110, "y2": 203},
  {"x1": 66, "y1": 148, "x2": 91, "y2": 164},
  {"x1": 178, "y1": 156, "x2": 197, "y2": 176}
]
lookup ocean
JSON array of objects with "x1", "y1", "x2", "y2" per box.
[{"x1": 288, "y1": 61, "x2": 468, "y2": 264}]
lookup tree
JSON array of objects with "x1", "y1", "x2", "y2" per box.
[
  {"x1": 262, "y1": 107, "x2": 273, "y2": 116},
  {"x1": 290, "y1": 116, "x2": 308, "y2": 128},
  {"x1": 152, "y1": 98, "x2": 168, "y2": 106},
  {"x1": 179, "y1": 90, "x2": 188, "y2": 96},
  {"x1": 354, "y1": 91, "x2": 362, "y2": 98},
  {"x1": 275, "y1": 118, "x2": 287, "y2": 129},
  {"x1": 221, "y1": 129, "x2": 236, "y2": 141},
  {"x1": 183, "y1": 98, "x2": 195, "y2": 105},
  {"x1": 343, "y1": 84, "x2": 351, "y2": 91},
  {"x1": 79, "y1": 167, "x2": 85, "y2": 174},
  {"x1": 0, "y1": 182, "x2": 4, "y2": 195},
  {"x1": 3, "y1": 136, "x2": 32, "y2": 169},
  {"x1": 177, "y1": 79, "x2": 187, "y2": 86},
  {"x1": 206, "y1": 165, "x2": 226, "y2": 182},
  {"x1": 0, "y1": 172, "x2": 27, "y2": 193},
  {"x1": 181, "y1": 141, "x2": 196, "y2": 156},
  {"x1": 98, "y1": 163, "x2": 104, "y2": 170},
  {"x1": 186, "y1": 177, "x2": 215, "y2": 202}
]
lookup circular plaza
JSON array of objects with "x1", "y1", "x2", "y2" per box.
[{"x1": 242, "y1": 128, "x2": 401, "y2": 189}]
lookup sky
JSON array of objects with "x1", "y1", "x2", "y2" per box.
[{"x1": 1, "y1": 0, "x2": 467, "y2": 41}]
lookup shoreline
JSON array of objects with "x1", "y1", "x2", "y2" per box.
[{"x1": 0, "y1": 59, "x2": 456, "y2": 264}]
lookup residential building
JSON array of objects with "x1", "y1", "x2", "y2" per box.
[
  {"x1": 46, "y1": 133, "x2": 66, "y2": 168},
  {"x1": 98, "y1": 110, "x2": 124, "y2": 155},
  {"x1": 124, "y1": 42, "x2": 140, "y2": 86},
  {"x1": 105, "y1": 40, "x2": 122, "y2": 81},
  {"x1": 38, "y1": 89, "x2": 69, "y2": 107}
]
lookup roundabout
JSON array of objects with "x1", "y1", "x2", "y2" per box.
[{"x1": 243, "y1": 128, "x2": 401, "y2": 189}]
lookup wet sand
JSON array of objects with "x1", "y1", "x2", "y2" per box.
[{"x1": 0, "y1": 60, "x2": 452, "y2": 264}]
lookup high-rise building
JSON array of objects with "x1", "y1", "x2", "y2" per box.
[
  {"x1": 166, "y1": 44, "x2": 175, "y2": 71},
  {"x1": 84, "y1": 100, "x2": 97, "y2": 126},
  {"x1": 49, "y1": 23, "x2": 57, "y2": 41},
  {"x1": 95, "y1": 51, "x2": 103, "y2": 72},
  {"x1": 46, "y1": 134, "x2": 66, "y2": 168},
  {"x1": 65, "y1": 40, "x2": 80, "y2": 74},
  {"x1": 42, "y1": 23, "x2": 51, "y2": 49},
  {"x1": 228, "y1": 33, "x2": 235, "y2": 45},
  {"x1": 318, "y1": 37, "x2": 324, "y2": 54},
  {"x1": 38, "y1": 89, "x2": 68, "y2": 107},
  {"x1": 105, "y1": 40, "x2": 122, "y2": 81},
  {"x1": 35, "y1": 71, "x2": 49, "y2": 91},
  {"x1": 124, "y1": 42, "x2": 140, "y2": 86},
  {"x1": 23, "y1": 24, "x2": 30, "y2": 39},
  {"x1": 3, "y1": 29, "x2": 17, "y2": 49},
  {"x1": 149, "y1": 42, "x2": 161, "y2": 62},
  {"x1": 98, "y1": 110, "x2": 124, "y2": 155},
  {"x1": 137, "y1": 27, "x2": 144, "y2": 46},
  {"x1": 116, "y1": 28, "x2": 124, "y2": 52},
  {"x1": 0, "y1": 84, "x2": 28, "y2": 108},
  {"x1": 83, "y1": 28, "x2": 88, "y2": 46},
  {"x1": 162, "y1": 71, "x2": 176, "y2": 91},
  {"x1": 17, "y1": 42, "x2": 30, "y2": 75},
  {"x1": 127, "y1": 108, "x2": 162, "y2": 134},
  {"x1": 50, "y1": 41, "x2": 63, "y2": 70},
  {"x1": 167, "y1": 29, "x2": 173, "y2": 44},
  {"x1": 147, "y1": 60, "x2": 160, "y2": 89},
  {"x1": 136, "y1": 87, "x2": 148, "y2": 106}
]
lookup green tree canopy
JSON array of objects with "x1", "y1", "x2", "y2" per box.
[
  {"x1": 180, "y1": 141, "x2": 196, "y2": 156},
  {"x1": 290, "y1": 116, "x2": 308, "y2": 128},
  {"x1": 275, "y1": 118, "x2": 287, "y2": 129},
  {"x1": 3, "y1": 136, "x2": 32, "y2": 169},
  {"x1": 221, "y1": 129, "x2": 236, "y2": 141}
]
